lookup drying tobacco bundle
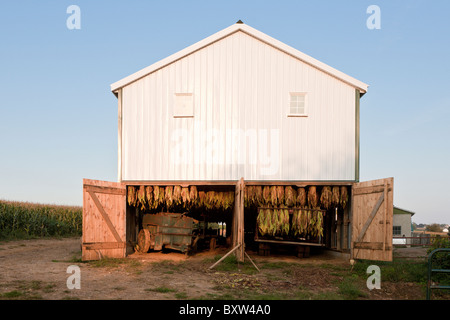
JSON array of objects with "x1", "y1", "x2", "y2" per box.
[
  {"x1": 270, "y1": 186, "x2": 277, "y2": 206},
  {"x1": 307, "y1": 186, "x2": 318, "y2": 208},
  {"x1": 257, "y1": 208, "x2": 271, "y2": 236},
  {"x1": 262, "y1": 186, "x2": 271, "y2": 205},
  {"x1": 222, "y1": 191, "x2": 235, "y2": 210},
  {"x1": 340, "y1": 186, "x2": 348, "y2": 209},
  {"x1": 127, "y1": 186, "x2": 137, "y2": 207},
  {"x1": 152, "y1": 186, "x2": 161, "y2": 208},
  {"x1": 279, "y1": 205, "x2": 290, "y2": 236},
  {"x1": 276, "y1": 186, "x2": 284, "y2": 206},
  {"x1": 296, "y1": 187, "x2": 307, "y2": 207},
  {"x1": 247, "y1": 186, "x2": 255, "y2": 207},
  {"x1": 181, "y1": 187, "x2": 190, "y2": 205},
  {"x1": 189, "y1": 186, "x2": 198, "y2": 206},
  {"x1": 254, "y1": 186, "x2": 263, "y2": 206},
  {"x1": 292, "y1": 209, "x2": 308, "y2": 237},
  {"x1": 173, "y1": 186, "x2": 182, "y2": 205},
  {"x1": 284, "y1": 186, "x2": 297, "y2": 207},
  {"x1": 320, "y1": 186, "x2": 332, "y2": 209},
  {"x1": 145, "y1": 186, "x2": 154, "y2": 209},
  {"x1": 197, "y1": 191, "x2": 206, "y2": 208},
  {"x1": 165, "y1": 186, "x2": 174, "y2": 208},
  {"x1": 205, "y1": 191, "x2": 216, "y2": 209},
  {"x1": 332, "y1": 186, "x2": 340, "y2": 206},
  {"x1": 137, "y1": 186, "x2": 146, "y2": 210}
]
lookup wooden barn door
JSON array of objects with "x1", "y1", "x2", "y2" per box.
[
  {"x1": 82, "y1": 179, "x2": 127, "y2": 261},
  {"x1": 351, "y1": 178, "x2": 394, "y2": 261}
]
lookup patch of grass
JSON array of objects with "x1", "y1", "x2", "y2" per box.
[
  {"x1": 52, "y1": 254, "x2": 84, "y2": 264},
  {"x1": 2, "y1": 290, "x2": 24, "y2": 299},
  {"x1": 0, "y1": 280, "x2": 58, "y2": 300},
  {"x1": 113, "y1": 287, "x2": 126, "y2": 291},
  {"x1": 260, "y1": 261, "x2": 296, "y2": 270},
  {"x1": 43, "y1": 284, "x2": 56, "y2": 293},
  {"x1": 89, "y1": 257, "x2": 141, "y2": 270},
  {"x1": 337, "y1": 275, "x2": 368, "y2": 300},
  {"x1": 352, "y1": 259, "x2": 428, "y2": 284},
  {"x1": 145, "y1": 286, "x2": 177, "y2": 293},
  {"x1": 209, "y1": 254, "x2": 259, "y2": 274},
  {"x1": 0, "y1": 289, "x2": 43, "y2": 300},
  {"x1": 175, "y1": 292, "x2": 188, "y2": 299},
  {"x1": 151, "y1": 260, "x2": 184, "y2": 272},
  {"x1": 89, "y1": 257, "x2": 127, "y2": 268},
  {"x1": 196, "y1": 292, "x2": 236, "y2": 300}
]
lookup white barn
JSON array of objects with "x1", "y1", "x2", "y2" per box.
[
  {"x1": 81, "y1": 22, "x2": 394, "y2": 263},
  {"x1": 111, "y1": 22, "x2": 368, "y2": 183}
]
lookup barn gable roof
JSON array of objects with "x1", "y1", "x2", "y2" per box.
[{"x1": 110, "y1": 22, "x2": 369, "y2": 94}]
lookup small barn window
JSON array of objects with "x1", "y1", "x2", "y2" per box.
[
  {"x1": 393, "y1": 226, "x2": 402, "y2": 236},
  {"x1": 288, "y1": 92, "x2": 307, "y2": 117},
  {"x1": 174, "y1": 93, "x2": 194, "y2": 118}
]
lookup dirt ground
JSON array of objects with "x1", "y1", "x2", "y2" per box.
[{"x1": 0, "y1": 237, "x2": 430, "y2": 300}]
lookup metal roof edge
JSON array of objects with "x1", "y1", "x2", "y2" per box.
[{"x1": 394, "y1": 206, "x2": 415, "y2": 216}]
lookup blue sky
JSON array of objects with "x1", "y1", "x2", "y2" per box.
[{"x1": 0, "y1": 1, "x2": 449, "y2": 224}]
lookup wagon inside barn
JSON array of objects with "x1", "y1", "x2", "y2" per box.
[{"x1": 82, "y1": 22, "x2": 394, "y2": 262}]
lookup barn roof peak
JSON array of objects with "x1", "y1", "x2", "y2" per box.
[{"x1": 111, "y1": 23, "x2": 368, "y2": 94}]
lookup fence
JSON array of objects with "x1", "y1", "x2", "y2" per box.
[{"x1": 393, "y1": 235, "x2": 449, "y2": 247}]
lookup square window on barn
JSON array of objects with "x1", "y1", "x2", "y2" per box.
[
  {"x1": 288, "y1": 93, "x2": 307, "y2": 117},
  {"x1": 393, "y1": 226, "x2": 402, "y2": 236},
  {"x1": 174, "y1": 93, "x2": 194, "y2": 118}
]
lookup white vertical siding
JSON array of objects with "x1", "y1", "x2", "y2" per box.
[{"x1": 121, "y1": 31, "x2": 356, "y2": 181}]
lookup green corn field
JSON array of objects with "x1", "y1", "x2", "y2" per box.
[{"x1": 0, "y1": 200, "x2": 82, "y2": 240}]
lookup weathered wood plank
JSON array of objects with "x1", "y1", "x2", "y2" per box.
[
  {"x1": 355, "y1": 192, "x2": 384, "y2": 244},
  {"x1": 354, "y1": 242, "x2": 392, "y2": 250},
  {"x1": 351, "y1": 177, "x2": 394, "y2": 262},
  {"x1": 87, "y1": 189, "x2": 124, "y2": 244},
  {"x1": 84, "y1": 185, "x2": 126, "y2": 195},
  {"x1": 83, "y1": 242, "x2": 126, "y2": 250},
  {"x1": 82, "y1": 179, "x2": 126, "y2": 261}
]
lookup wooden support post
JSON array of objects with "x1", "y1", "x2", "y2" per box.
[
  {"x1": 244, "y1": 251, "x2": 260, "y2": 272},
  {"x1": 383, "y1": 181, "x2": 388, "y2": 251},
  {"x1": 336, "y1": 207, "x2": 342, "y2": 251},
  {"x1": 343, "y1": 206, "x2": 350, "y2": 251},
  {"x1": 234, "y1": 178, "x2": 245, "y2": 262}
]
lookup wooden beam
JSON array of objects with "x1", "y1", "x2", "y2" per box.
[
  {"x1": 122, "y1": 180, "x2": 239, "y2": 186},
  {"x1": 354, "y1": 242, "x2": 392, "y2": 250},
  {"x1": 355, "y1": 89, "x2": 360, "y2": 182},
  {"x1": 118, "y1": 89, "x2": 123, "y2": 183},
  {"x1": 235, "y1": 178, "x2": 245, "y2": 262},
  {"x1": 244, "y1": 251, "x2": 260, "y2": 272},
  {"x1": 353, "y1": 186, "x2": 391, "y2": 196},
  {"x1": 84, "y1": 185, "x2": 126, "y2": 196},
  {"x1": 83, "y1": 242, "x2": 126, "y2": 250},
  {"x1": 383, "y1": 181, "x2": 388, "y2": 251},
  {"x1": 121, "y1": 180, "x2": 356, "y2": 187}
]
